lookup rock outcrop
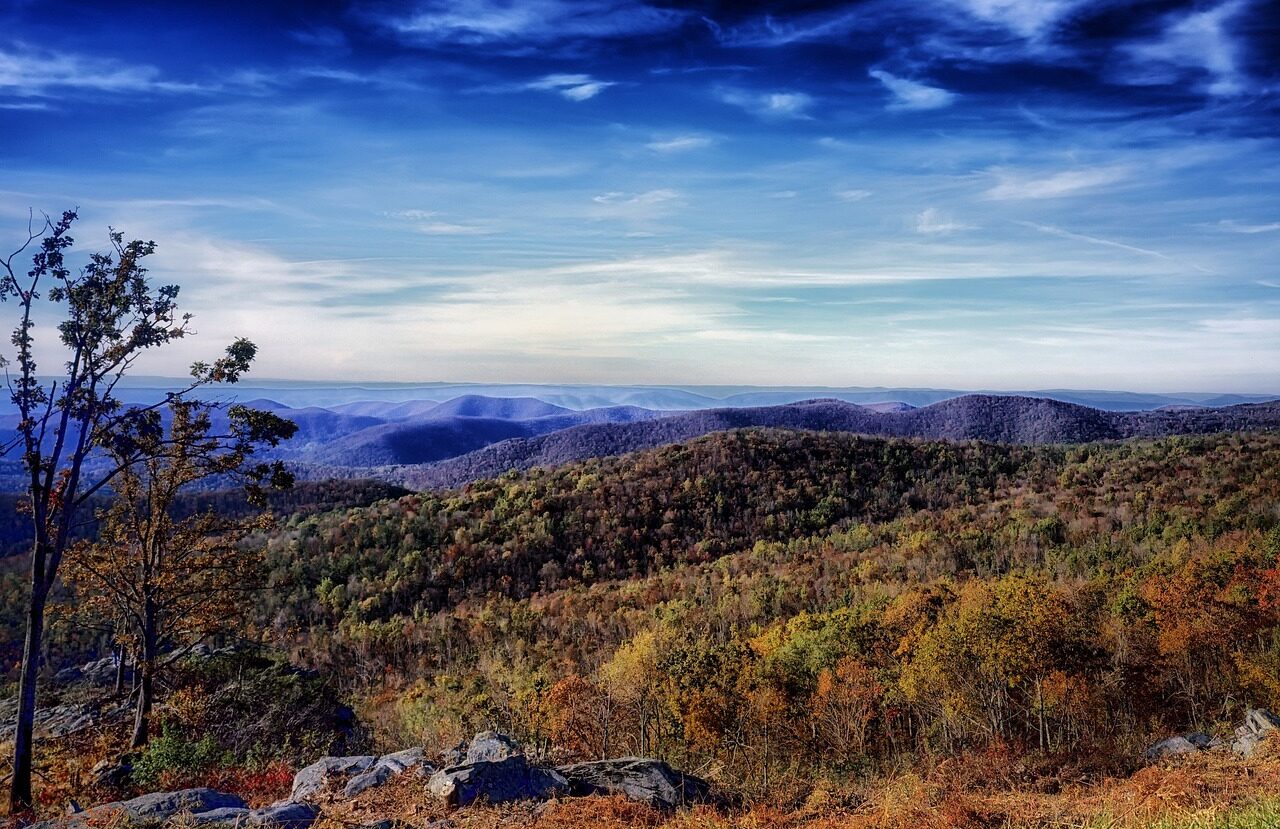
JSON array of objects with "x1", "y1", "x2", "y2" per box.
[
  {"x1": 188, "y1": 801, "x2": 320, "y2": 829},
  {"x1": 344, "y1": 748, "x2": 429, "y2": 797},
  {"x1": 556, "y1": 757, "x2": 714, "y2": 809},
  {"x1": 426, "y1": 755, "x2": 568, "y2": 807},
  {"x1": 1231, "y1": 708, "x2": 1280, "y2": 757},
  {"x1": 464, "y1": 731, "x2": 522, "y2": 764},
  {"x1": 33, "y1": 788, "x2": 248, "y2": 828},
  {"x1": 291, "y1": 748, "x2": 430, "y2": 801},
  {"x1": 1144, "y1": 708, "x2": 1279, "y2": 761},
  {"x1": 291, "y1": 756, "x2": 378, "y2": 802}
]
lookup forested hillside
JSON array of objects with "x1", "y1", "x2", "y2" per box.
[{"x1": 245, "y1": 428, "x2": 1280, "y2": 801}]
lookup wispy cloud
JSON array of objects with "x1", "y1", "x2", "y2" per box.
[
  {"x1": 984, "y1": 166, "x2": 1129, "y2": 200},
  {"x1": 717, "y1": 87, "x2": 814, "y2": 119},
  {"x1": 525, "y1": 73, "x2": 614, "y2": 100},
  {"x1": 868, "y1": 69, "x2": 955, "y2": 111},
  {"x1": 1218, "y1": 219, "x2": 1280, "y2": 234},
  {"x1": 1017, "y1": 221, "x2": 1203, "y2": 270},
  {"x1": 835, "y1": 189, "x2": 873, "y2": 202},
  {"x1": 373, "y1": 0, "x2": 688, "y2": 46},
  {"x1": 915, "y1": 207, "x2": 971, "y2": 234},
  {"x1": 646, "y1": 135, "x2": 714, "y2": 153},
  {"x1": 384, "y1": 209, "x2": 490, "y2": 235},
  {"x1": 1118, "y1": 0, "x2": 1252, "y2": 96},
  {"x1": 418, "y1": 221, "x2": 491, "y2": 235},
  {"x1": 588, "y1": 189, "x2": 684, "y2": 223},
  {"x1": 944, "y1": 0, "x2": 1092, "y2": 40},
  {"x1": 0, "y1": 45, "x2": 203, "y2": 97},
  {"x1": 707, "y1": 7, "x2": 865, "y2": 47}
]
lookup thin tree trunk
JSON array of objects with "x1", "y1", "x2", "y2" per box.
[
  {"x1": 114, "y1": 645, "x2": 127, "y2": 696},
  {"x1": 131, "y1": 606, "x2": 158, "y2": 749},
  {"x1": 9, "y1": 579, "x2": 48, "y2": 813}
]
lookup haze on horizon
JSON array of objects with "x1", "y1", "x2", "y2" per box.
[{"x1": 1, "y1": 0, "x2": 1278, "y2": 392}]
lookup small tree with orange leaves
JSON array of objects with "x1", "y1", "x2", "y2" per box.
[{"x1": 64, "y1": 394, "x2": 295, "y2": 748}]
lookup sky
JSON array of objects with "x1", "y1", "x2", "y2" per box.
[{"x1": 1, "y1": 0, "x2": 1278, "y2": 392}]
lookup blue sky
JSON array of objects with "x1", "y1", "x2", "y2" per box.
[{"x1": 1, "y1": 0, "x2": 1278, "y2": 391}]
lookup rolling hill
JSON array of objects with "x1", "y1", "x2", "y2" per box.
[{"x1": 393, "y1": 395, "x2": 1280, "y2": 489}]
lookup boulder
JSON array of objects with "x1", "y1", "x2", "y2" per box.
[
  {"x1": 249, "y1": 801, "x2": 320, "y2": 829},
  {"x1": 426, "y1": 756, "x2": 568, "y2": 806},
  {"x1": 90, "y1": 757, "x2": 134, "y2": 788},
  {"x1": 1144, "y1": 735, "x2": 1204, "y2": 760},
  {"x1": 1232, "y1": 708, "x2": 1280, "y2": 757},
  {"x1": 556, "y1": 758, "x2": 714, "y2": 809},
  {"x1": 185, "y1": 801, "x2": 317, "y2": 829},
  {"x1": 290, "y1": 755, "x2": 377, "y2": 801},
  {"x1": 464, "y1": 732, "x2": 522, "y2": 764},
  {"x1": 343, "y1": 747, "x2": 428, "y2": 797},
  {"x1": 34, "y1": 789, "x2": 248, "y2": 828}
]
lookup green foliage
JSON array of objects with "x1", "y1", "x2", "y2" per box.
[{"x1": 132, "y1": 727, "x2": 226, "y2": 789}]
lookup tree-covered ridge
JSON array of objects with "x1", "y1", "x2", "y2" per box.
[
  {"x1": 250, "y1": 430, "x2": 1280, "y2": 800},
  {"x1": 265, "y1": 430, "x2": 1277, "y2": 630},
  {"x1": 265, "y1": 431, "x2": 1041, "y2": 624}
]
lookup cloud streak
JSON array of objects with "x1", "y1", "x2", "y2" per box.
[
  {"x1": 0, "y1": 45, "x2": 203, "y2": 97},
  {"x1": 869, "y1": 70, "x2": 955, "y2": 111}
]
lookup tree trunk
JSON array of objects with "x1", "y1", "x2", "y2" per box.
[
  {"x1": 114, "y1": 645, "x2": 126, "y2": 696},
  {"x1": 131, "y1": 605, "x2": 158, "y2": 749},
  {"x1": 9, "y1": 579, "x2": 48, "y2": 813}
]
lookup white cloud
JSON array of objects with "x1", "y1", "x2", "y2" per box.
[
  {"x1": 646, "y1": 135, "x2": 714, "y2": 153},
  {"x1": 945, "y1": 0, "x2": 1091, "y2": 40},
  {"x1": 1217, "y1": 220, "x2": 1280, "y2": 234},
  {"x1": 385, "y1": 209, "x2": 438, "y2": 220},
  {"x1": 588, "y1": 189, "x2": 683, "y2": 223},
  {"x1": 915, "y1": 207, "x2": 970, "y2": 234},
  {"x1": 0, "y1": 45, "x2": 202, "y2": 97},
  {"x1": 592, "y1": 189, "x2": 680, "y2": 206},
  {"x1": 526, "y1": 73, "x2": 614, "y2": 101},
  {"x1": 868, "y1": 70, "x2": 955, "y2": 111},
  {"x1": 709, "y1": 7, "x2": 865, "y2": 47},
  {"x1": 378, "y1": 0, "x2": 687, "y2": 45},
  {"x1": 418, "y1": 222, "x2": 490, "y2": 235},
  {"x1": 1119, "y1": 0, "x2": 1251, "y2": 96},
  {"x1": 718, "y1": 88, "x2": 814, "y2": 119},
  {"x1": 984, "y1": 166, "x2": 1129, "y2": 200},
  {"x1": 835, "y1": 189, "x2": 873, "y2": 202}
]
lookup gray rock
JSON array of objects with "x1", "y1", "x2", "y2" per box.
[
  {"x1": 290, "y1": 755, "x2": 377, "y2": 801},
  {"x1": 248, "y1": 801, "x2": 320, "y2": 829},
  {"x1": 426, "y1": 756, "x2": 568, "y2": 806},
  {"x1": 116, "y1": 789, "x2": 248, "y2": 822},
  {"x1": 183, "y1": 801, "x2": 317, "y2": 829},
  {"x1": 343, "y1": 747, "x2": 428, "y2": 797},
  {"x1": 556, "y1": 758, "x2": 714, "y2": 809},
  {"x1": 34, "y1": 789, "x2": 249, "y2": 828},
  {"x1": 90, "y1": 757, "x2": 134, "y2": 788},
  {"x1": 1232, "y1": 708, "x2": 1280, "y2": 757},
  {"x1": 187, "y1": 807, "x2": 253, "y2": 825},
  {"x1": 464, "y1": 732, "x2": 522, "y2": 764},
  {"x1": 1144, "y1": 736, "x2": 1204, "y2": 760},
  {"x1": 55, "y1": 666, "x2": 85, "y2": 684}
]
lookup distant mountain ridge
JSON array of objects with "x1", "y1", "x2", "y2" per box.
[{"x1": 386, "y1": 395, "x2": 1280, "y2": 489}]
